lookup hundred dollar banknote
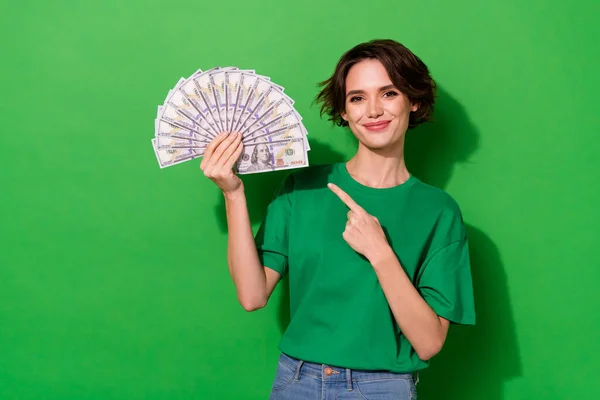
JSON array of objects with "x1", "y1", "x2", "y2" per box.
[
  {"x1": 151, "y1": 138, "x2": 203, "y2": 168},
  {"x1": 235, "y1": 137, "x2": 309, "y2": 174}
]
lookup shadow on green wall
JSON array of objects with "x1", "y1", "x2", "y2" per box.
[
  {"x1": 213, "y1": 139, "x2": 347, "y2": 335},
  {"x1": 215, "y1": 86, "x2": 521, "y2": 399},
  {"x1": 406, "y1": 86, "x2": 522, "y2": 399},
  {"x1": 418, "y1": 224, "x2": 522, "y2": 400}
]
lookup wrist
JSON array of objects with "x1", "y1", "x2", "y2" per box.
[
  {"x1": 368, "y1": 245, "x2": 397, "y2": 270},
  {"x1": 223, "y1": 183, "x2": 245, "y2": 201}
]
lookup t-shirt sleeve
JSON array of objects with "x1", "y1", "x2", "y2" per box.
[
  {"x1": 254, "y1": 174, "x2": 294, "y2": 276},
  {"x1": 417, "y1": 229, "x2": 476, "y2": 325}
]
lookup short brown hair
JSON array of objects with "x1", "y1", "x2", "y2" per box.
[{"x1": 314, "y1": 39, "x2": 436, "y2": 129}]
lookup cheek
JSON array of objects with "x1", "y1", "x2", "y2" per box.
[
  {"x1": 345, "y1": 105, "x2": 364, "y2": 123},
  {"x1": 385, "y1": 101, "x2": 404, "y2": 115},
  {"x1": 384, "y1": 104, "x2": 411, "y2": 124}
]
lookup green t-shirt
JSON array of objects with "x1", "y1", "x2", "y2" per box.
[{"x1": 255, "y1": 163, "x2": 475, "y2": 373}]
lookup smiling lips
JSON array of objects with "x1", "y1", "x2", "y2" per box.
[{"x1": 363, "y1": 120, "x2": 391, "y2": 132}]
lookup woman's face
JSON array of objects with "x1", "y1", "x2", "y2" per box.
[{"x1": 341, "y1": 59, "x2": 418, "y2": 151}]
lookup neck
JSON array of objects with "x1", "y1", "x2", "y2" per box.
[{"x1": 346, "y1": 140, "x2": 410, "y2": 189}]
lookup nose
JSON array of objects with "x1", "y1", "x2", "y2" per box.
[{"x1": 366, "y1": 98, "x2": 383, "y2": 118}]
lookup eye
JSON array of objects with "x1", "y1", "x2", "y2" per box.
[
  {"x1": 383, "y1": 91, "x2": 399, "y2": 98},
  {"x1": 349, "y1": 96, "x2": 363, "y2": 103}
]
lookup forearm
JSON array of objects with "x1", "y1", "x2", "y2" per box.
[
  {"x1": 223, "y1": 185, "x2": 267, "y2": 310},
  {"x1": 371, "y1": 249, "x2": 447, "y2": 361}
]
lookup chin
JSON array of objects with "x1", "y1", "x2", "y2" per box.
[{"x1": 358, "y1": 132, "x2": 401, "y2": 150}]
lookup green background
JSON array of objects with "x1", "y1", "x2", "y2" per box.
[{"x1": 2, "y1": 0, "x2": 599, "y2": 399}]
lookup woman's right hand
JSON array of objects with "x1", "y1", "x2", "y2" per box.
[{"x1": 200, "y1": 131, "x2": 245, "y2": 194}]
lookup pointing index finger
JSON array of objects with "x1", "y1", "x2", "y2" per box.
[{"x1": 327, "y1": 183, "x2": 364, "y2": 212}]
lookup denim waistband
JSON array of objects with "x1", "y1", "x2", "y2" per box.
[{"x1": 278, "y1": 352, "x2": 417, "y2": 385}]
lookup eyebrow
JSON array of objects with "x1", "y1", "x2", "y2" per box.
[{"x1": 346, "y1": 85, "x2": 397, "y2": 98}]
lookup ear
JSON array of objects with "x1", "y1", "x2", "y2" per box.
[
  {"x1": 341, "y1": 109, "x2": 348, "y2": 121},
  {"x1": 411, "y1": 102, "x2": 419, "y2": 112}
]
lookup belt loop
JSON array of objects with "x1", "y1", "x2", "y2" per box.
[
  {"x1": 294, "y1": 360, "x2": 304, "y2": 382},
  {"x1": 346, "y1": 368, "x2": 352, "y2": 391}
]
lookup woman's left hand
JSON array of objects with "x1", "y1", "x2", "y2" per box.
[{"x1": 328, "y1": 183, "x2": 392, "y2": 264}]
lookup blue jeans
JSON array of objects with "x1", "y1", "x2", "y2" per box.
[{"x1": 269, "y1": 353, "x2": 418, "y2": 400}]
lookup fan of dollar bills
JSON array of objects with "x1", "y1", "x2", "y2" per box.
[{"x1": 151, "y1": 67, "x2": 310, "y2": 174}]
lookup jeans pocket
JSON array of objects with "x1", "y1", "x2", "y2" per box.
[
  {"x1": 409, "y1": 377, "x2": 417, "y2": 400},
  {"x1": 271, "y1": 358, "x2": 296, "y2": 391},
  {"x1": 355, "y1": 377, "x2": 413, "y2": 400}
]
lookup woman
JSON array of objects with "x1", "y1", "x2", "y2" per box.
[{"x1": 200, "y1": 39, "x2": 476, "y2": 399}]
